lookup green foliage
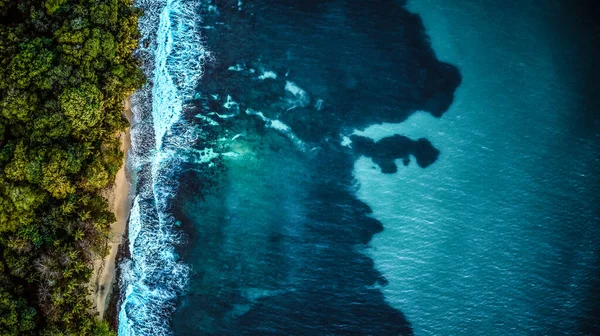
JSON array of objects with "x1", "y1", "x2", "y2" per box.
[
  {"x1": 92, "y1": 320, "x2": 117, "y2": 336},
  {"x1": 7, "y1": 38, "x2": 54, "y2": 90},
  {"x1": 0, "y1": 89, "x2": 38, "y2": 124},
  {"x1": 4, "y1": 141, "x2": 28, "y2": 182},
  {"x1": 59, "y1": 83, "x2": 104, "y2": 137},
  {"x1": 0, "y1": 0, "x2": 144, "y2": 334},
  {"x1": 0, "y1": 291, "x2": 36, "y2": 335},
  {"x1": 81, "y1": 156, "x2": 110, "y2": 191},
  {"x1": 40, "y1": 147, "x2": 77, "y2": 199},
  {"x1": 31, "y1": 111, "x2": 72, "y2": 143},
  {"x1": 45, "y1": 0, "x2": 68, "y2": 15},
  {"x1": 0, "y1": 179, "x2": 46, "y2": 233}
]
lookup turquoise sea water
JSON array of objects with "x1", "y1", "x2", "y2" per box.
[
  {"x1": 359, "y1": 1, "x2": 600, "y2": 335},
  {"x1": 118, "y1": 0, "x2": 600, "y2": 335}
]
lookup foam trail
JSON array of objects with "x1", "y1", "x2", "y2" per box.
[
  {"x1": 245, "y1": 108, "x2": 308, "y2": 151},
  {"x1": 118, "y1": 0, "x2": 207, "y2": 335}
]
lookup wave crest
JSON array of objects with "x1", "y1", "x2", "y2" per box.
[{"x1": 118, "y1": 0, "x2": 208, "y2": 335}]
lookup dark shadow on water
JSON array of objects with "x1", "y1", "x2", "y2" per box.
[
  {"x1": 351, "y1": 135, "x2": 440, "y2": 174},
  {"x1": 172, "y1": 0, "x2": 461, "y2": 335}
]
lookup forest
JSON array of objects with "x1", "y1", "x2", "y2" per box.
[{"x1": 0, "y1": 0, "x2": 144, "y2": 334}]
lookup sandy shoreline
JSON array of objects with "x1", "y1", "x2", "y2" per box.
[{"x1": 91, "y1": 99, "x2": 133, "y2": 319}]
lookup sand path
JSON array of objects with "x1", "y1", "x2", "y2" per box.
[{"x1": 92, "y1": 99, "x2": 133, "y2": 319}]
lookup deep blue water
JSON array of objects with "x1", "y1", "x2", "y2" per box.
[{"x1": 119, "y1": 0, "x2": 600, "y2": 335}]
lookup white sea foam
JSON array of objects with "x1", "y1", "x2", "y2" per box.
[
  {"x1": 223, "y1": 95, "x2": 239, "y2": 110},
  {"x1": 259, "y1": 70, "x2": 277, "y2": 80},
  {"x1": 119, "y1": 0, "x2": 210, "y2": 335},
  {"x1": 195, "y1": 114, "x2": 220, "y2": 126},
  {"x1": 246, "y1": 108, "x2": 306, "y2": 150},
  {"x1": 228, "y1": 64, "x2": 245, "y2": 71},
  {"x1": 314, "y1": 99, "x2": 324, "y2": 111},
  {"x1": 194, "y1": 147, "x2": 219, "y2": 163},
  {"x1": 222, "y1": 151, "x2": 240, "y2": 157},
  {"x1": 341, "y1": 135, "x2": 352, "y2": 147},
  {"x1": 208, "y1": 111, "x2": 236, "y2": 119},
  {"x1": 285, "y1": 81, "x2": 305, "y2": 96},
  {"x1": 270, "y1": 119, "x2": 291, "y2": 132},
  {"x1": 284, "y1": 81, "x2": 310, "y2": 107}
]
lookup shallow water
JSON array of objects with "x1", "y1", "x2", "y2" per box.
[{"x1": 119, "y1": 0, "x2": 600, "y2": 335}]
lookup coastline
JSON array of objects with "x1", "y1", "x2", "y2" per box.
[{"x1": 91, "y1": 98, "x2": 133, "y2": 319}]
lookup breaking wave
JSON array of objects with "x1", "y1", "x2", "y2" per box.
[{"x1": 118, "y1": 0, "x2": 208, "y2": 335}]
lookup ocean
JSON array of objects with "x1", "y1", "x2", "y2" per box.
[{"x1": 118, "y1": 0, "x2": 600, "y2": 335}]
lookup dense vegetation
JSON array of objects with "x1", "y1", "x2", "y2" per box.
[{"x1": 0, "y1": 0, "x2": 144, "y2": 334}]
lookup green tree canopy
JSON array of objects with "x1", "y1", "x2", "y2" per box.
[
  {"x1": 0, "y1": 0, "x2": 144, "y2": 333},
  {"x1": 59, "y1": 83, "x2": 104, "y2": 137},
  {"x1": 0, "y1": 290, "x2": 36, "y2": 336}
]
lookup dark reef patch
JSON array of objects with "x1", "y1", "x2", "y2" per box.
[
  {"x1": 351, "y1": 134, "x2": 440, "y2": 173},
  {"x1": 171, "y1": 0, "x2": 460, "y2": 335}
]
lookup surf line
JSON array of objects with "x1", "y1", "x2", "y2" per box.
[{"x1": 118, "y1": 0, "x2": 207, "y2": 335}]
